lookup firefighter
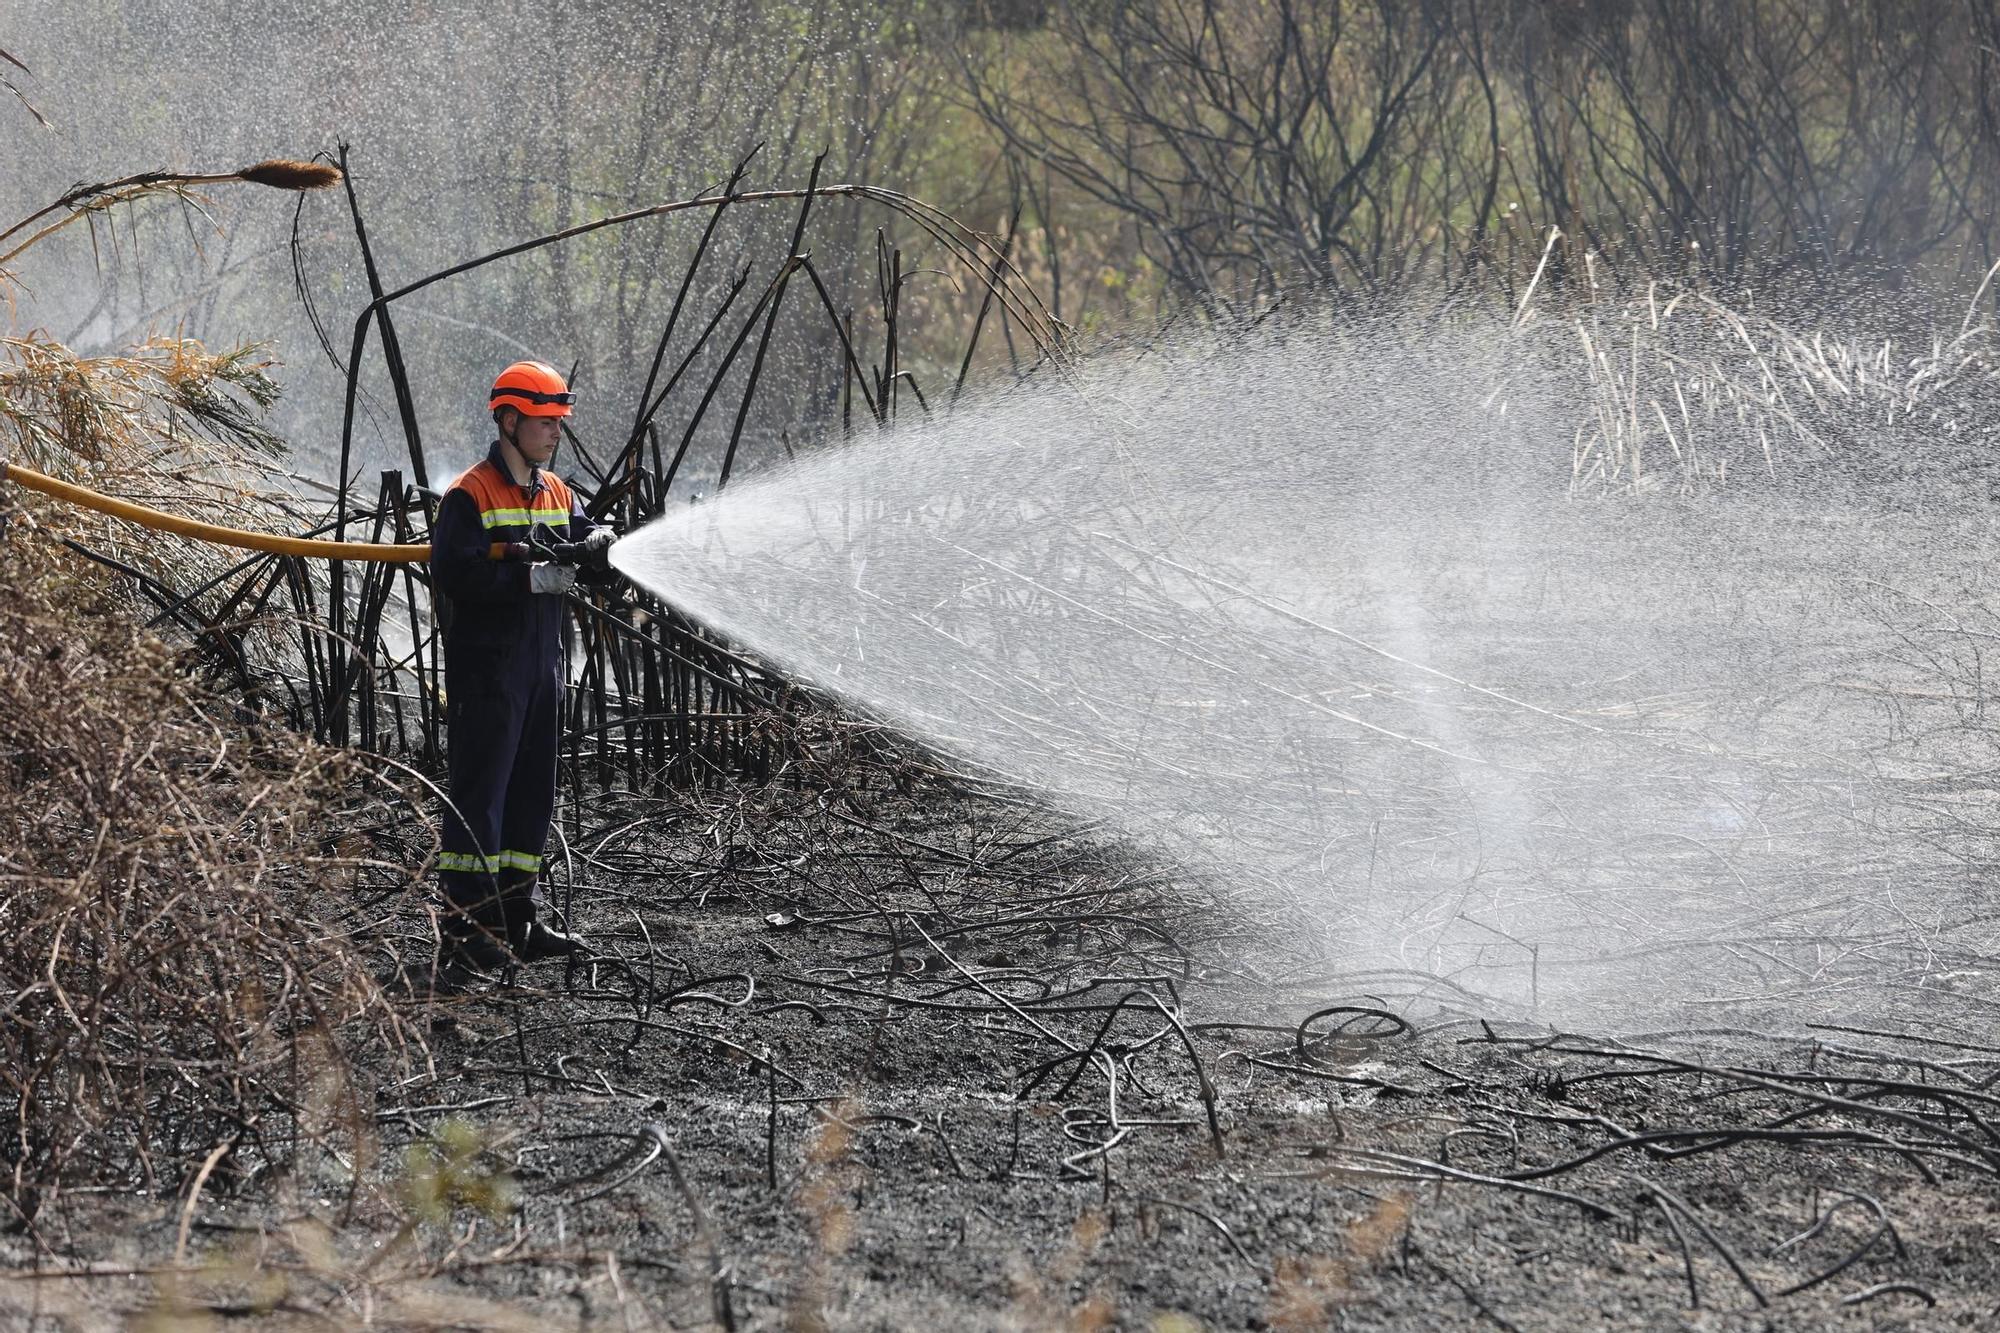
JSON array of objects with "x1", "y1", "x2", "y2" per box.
[{"x1": 429, "y1": 360, "x2": 614, "y2": 972}]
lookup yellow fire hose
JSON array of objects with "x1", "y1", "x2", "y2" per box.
[{"x1": 0, "y1": 460, "x2": 512, "y2": 563}]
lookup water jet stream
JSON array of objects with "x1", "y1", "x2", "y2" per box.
[{"x1": 614, "y1": 318, "x2": 2000, "y2": 1037}]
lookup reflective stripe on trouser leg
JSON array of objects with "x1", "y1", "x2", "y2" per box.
[{"x1": 438, "y1": 850, "x2": 542, "y2": 874}]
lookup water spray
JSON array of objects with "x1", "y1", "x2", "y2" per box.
[{"x1": 611, "y1": 309, "x2": 2000, "y2": 1034}]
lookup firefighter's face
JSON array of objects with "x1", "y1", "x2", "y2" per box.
[{"x1": 510, "y1": 411, "x2": 562, "y2": 463}]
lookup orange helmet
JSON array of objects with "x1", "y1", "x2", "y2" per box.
[{"x1": 489, "y1": 361, "x2": 575, "y2": 417}]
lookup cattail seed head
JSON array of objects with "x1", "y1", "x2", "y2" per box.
[{"x1": 236, "y1": 159, "x2": 342, "y2": 191}]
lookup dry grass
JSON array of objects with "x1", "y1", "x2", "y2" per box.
[
  {"x1": 0, "y1": 330, "x2": 361, "y2": 712},
  {"x1": 0, "y1": 503, "x2": 429, "y2": 1237},
  {"x1": 1, "y1": 331, "x2": 295, "y2": 522},
  {"x1": 1527, "y1": 255, "x2": 2000, "y2": 494}
]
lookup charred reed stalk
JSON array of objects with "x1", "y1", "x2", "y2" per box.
[{"x1": 296, "y1": 159, "x2": 1065, "y2": 786}]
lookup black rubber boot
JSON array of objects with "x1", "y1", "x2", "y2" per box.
[
  {"x1": 437, "y1": 868, "x2": 517, "y2": 977},
  {"x1": 440, "y1": 920, "x2": 514, "y2": 975},
  {"x1": 518, "y1": 918, "x2": 589, "y2": 962},
  {"x1": 499, "y1": 870, "x2": 588, "y2": 963}
]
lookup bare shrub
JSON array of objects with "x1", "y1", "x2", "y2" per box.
[{"x1": 957, "y1": 1, "x2": 2000, "y2": 310}]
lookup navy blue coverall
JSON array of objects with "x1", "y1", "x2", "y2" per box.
[{"x1": 429, "y1": 440, "x2": 609, "y2": 940}]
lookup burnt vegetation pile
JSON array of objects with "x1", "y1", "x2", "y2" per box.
[{"x1": 0, "y1": 530, "x2": 428, "y2": 1241}]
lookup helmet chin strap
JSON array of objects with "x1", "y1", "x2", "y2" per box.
[{"x1": 498, "y1": 410, "x2": 542, "y2": 496}]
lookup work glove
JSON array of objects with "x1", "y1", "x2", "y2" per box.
[
  {"x1": 529, "y1": 563, "x2": 577, "y2": 596},
  {"x1": 579, "y1": 525, "x2": 616, "y2": 571}
]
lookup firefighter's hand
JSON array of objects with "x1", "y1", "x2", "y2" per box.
[
  {"x1": 580, "y1": 526, "x2": 615, "y2": 571},
  {"x1": 529, "y1": 563, "x2": 578, "y2": 596}
]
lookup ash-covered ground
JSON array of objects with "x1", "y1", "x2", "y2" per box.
[{"x1": 11, "y1": 751, "x2": 2000, "y2": 1328}]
